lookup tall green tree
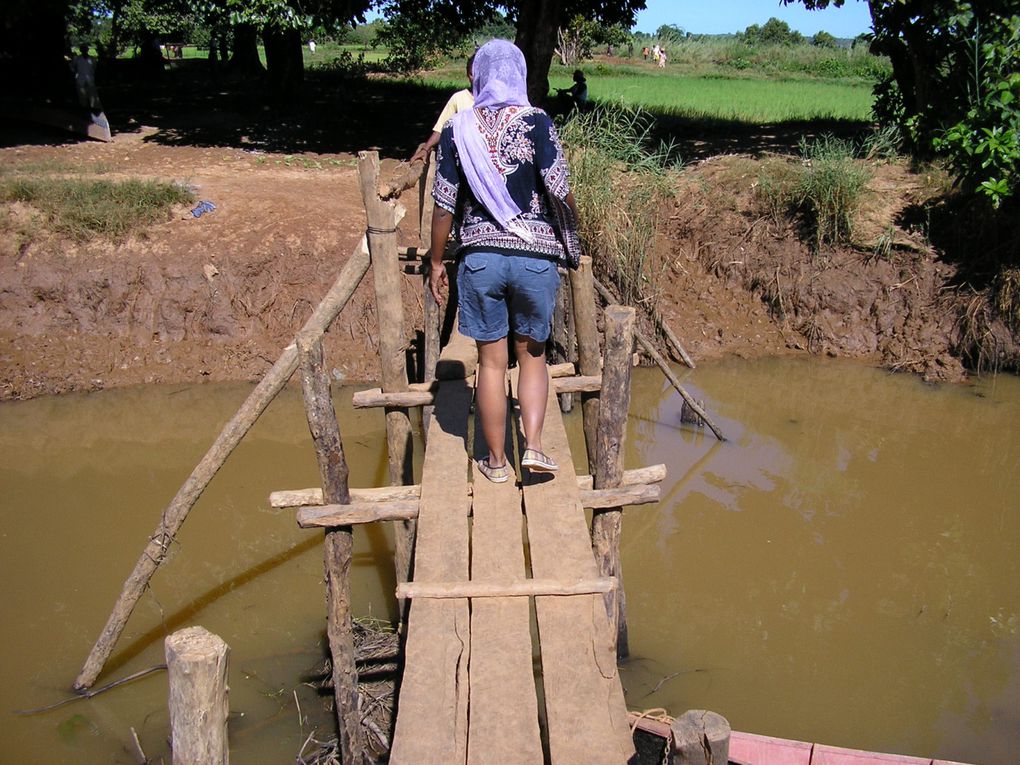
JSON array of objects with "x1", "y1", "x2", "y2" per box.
[
  {"x1": 787, "y1": 0, "x2": 1020, "y2": 206},
  {"x1": 379, "y1": 0, "x2": 645, "y2": 103}
]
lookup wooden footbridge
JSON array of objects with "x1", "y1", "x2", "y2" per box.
[{"x1": 71, "y1": 151, "x2": 731, "y2": 763}]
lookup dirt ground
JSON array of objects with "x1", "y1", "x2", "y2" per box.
[{"x1": 0, "y1": 116, "x2": 1000, "y2": 400}]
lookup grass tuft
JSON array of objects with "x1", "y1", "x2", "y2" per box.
[
  {"x1": 0, "y1": 177, "x2": 193, "y2": 241},
  {"x1": 559, "y1": 103, "x2": 680, "y2": 309}
]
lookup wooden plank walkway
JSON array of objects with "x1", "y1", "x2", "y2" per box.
[{"x1": 390, "y1": 338, "x2": 634, "y2": 763}]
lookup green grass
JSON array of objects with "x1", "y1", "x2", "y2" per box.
[
  {"x1": 419, "y1": 56, "x2": 876, "y2": 124},
  {"x1": 0, "y1": 177, "x2": 194, "y2": 241}
]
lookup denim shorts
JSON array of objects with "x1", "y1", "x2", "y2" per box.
[{"x1": 456, "y1": 251, "x2": 561, "y2": 342}]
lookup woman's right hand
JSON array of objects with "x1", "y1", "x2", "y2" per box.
[{"x1": 429, "y1": 260, "x2": 448, "y2": 304}]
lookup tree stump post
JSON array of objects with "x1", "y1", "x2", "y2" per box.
[
  {"x1": 420, "y1": 160, "x2": 441, "y2": 436},
  {"x1": 670, "y1": 710, "x2": 730, "y2": 765},
  {"x1": 297, "y1": 332, "x2": 366, "y2": 764},
  {"x1": 551, "y1": 272, "x2": 574, "y2": 412},
  {"x1": 165, "y1": 626, "x2": 229, "y2": 765},
  {"x1": 590, "y1": 305, "x2": 635, "y2": 659},
  {"x1": 569, "y1": 256, "x2": 601, "y2": 471},
  {"x1": 358, "y1": 151, "x2": 416, "y2": 599}
]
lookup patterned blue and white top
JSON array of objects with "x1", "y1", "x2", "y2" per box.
[{"x1": 433, "y1": 105, "x2": 582, "y2": 268}]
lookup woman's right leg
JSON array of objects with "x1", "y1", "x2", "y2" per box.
[{"x1": 476, "y1": 338, "x2": 510, "y2": 467}]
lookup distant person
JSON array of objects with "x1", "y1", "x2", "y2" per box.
[
  {"x1": 70, "y1": 44, "x2": 102, "y2": 112},
  {"x1": 651, "y1": 44, "x2": 660, "y2": 63},
  {"x1": 642, "y1": 46, "x2": 650, "y2": 61},
  {"x1": 410, "y1": 54, "x2": 475, "y2": 164},
  {"x1": 308, "y1": 40, "x2": 316, "y2": 54},
  {"x1": 556, "y1": 69, "x2": 588, "y2": 112},
  {"x1": 658, "y1": 48, "x2": 667, "y2": 68}
]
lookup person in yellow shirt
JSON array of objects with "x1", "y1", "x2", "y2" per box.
[{"x1": 410, "y1": 54, "x2": 475, "y2": 163}]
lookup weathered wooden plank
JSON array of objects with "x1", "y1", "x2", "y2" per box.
[
  {"x1": 466, "y1": 458, "x2": 543, "y2": 765},
  {"x1": 576, "y1": 464, "x2": 667, "y2": 491},
  {"x1": 513, "y1": 370, "x2": 635, "y2": 765},
  {"x1": 296, "y1": 500, "x2": 420, "y2": 528},
  {"x1": 811, "y1": 744, "x2": 933, "y2": 765},
  {"x1": 389, "y1": 375, "x2": 473, "y2": 765},
  {"x1": 352, "y1": 375, "x2": 600, "y2": 407},
  {"x1": 401, "y1": 577, "x2": 616, "y2": 599},
  {"x1": 270, "y1": 484, "x2": 421, "y2": 508}
]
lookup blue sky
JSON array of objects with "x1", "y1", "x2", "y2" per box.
[{"x1": 633, "y1": 0, "x2": 874, "y2": 38}]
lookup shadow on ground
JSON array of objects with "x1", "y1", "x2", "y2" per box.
[{"x1": 3, "y1": 58, "x2": 872, "y2": 161}]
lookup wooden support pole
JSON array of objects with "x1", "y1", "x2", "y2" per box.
[
  {"x1": 670, "y1": 710, "x2": 730, "y2": 765},
  {"x1": 591, "y1": 305, "x2": 635, "y2": 659},
  {"x1": 358, "y1": 150, "x2": 416, "y2": 599},
  {"x1": 297, "y1": 333, "x2": 366, "y2": 763},
  {"x1": 73, "y1": 227, "x2": 382, "y2": 691},
  {"x1": 568, "y1": 256, "x2": 601, "y2": 471},
  {"x1": 165, "y1": 627, "x2": 229, "y2": 765},
  {"x1": 397, "y1": 577, "x2": 616, "y2": 600},
  {"x1": 593, "y1": 277, "x2": 725, "y2": 441}
]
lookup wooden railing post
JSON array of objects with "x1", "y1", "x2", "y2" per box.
[
  {"x1": 358, "y1": 151, "x2": 416, "y2": 596},
  {"x1": 551, "y1": 271, "x2": 574, "y2": 413},
  {"x1": 421, "y1": 157, "x2": 441, "y2": 437},
  {"x1": 297, "y1": 332, "x2": 366, "y2": 763},
  {"x1": 671, "y1": 710, "x2": 730, "y2": 765},
  {"x1": 590, "y1": 305, "x2": 635, "y2": 659},
  {"x1": 165, "y1": 626, "x2": 229, "y2": 765},
  {"x1": 569, "y1": 256, "x2": 601, "y2": 471}
]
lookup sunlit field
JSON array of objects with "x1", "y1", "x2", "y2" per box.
[{"x1": 422, "y1": 56, "x2": 877, "y2": 124}]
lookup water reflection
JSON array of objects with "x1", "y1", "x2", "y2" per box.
[{"x1": 1, "y1": 359, "x2": 1018, "y2": 764}]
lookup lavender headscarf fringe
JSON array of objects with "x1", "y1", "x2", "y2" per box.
[{"x1": 451, "y1": 39, "x2": 534, "y2": 244}]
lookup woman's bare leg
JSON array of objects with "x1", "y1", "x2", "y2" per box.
[
  {"x1": 515, "y1": 335, "x2": 548, "y2": 453},
  {"x1": 476, "y1": 338, "x2": 509, "y2": 466}
]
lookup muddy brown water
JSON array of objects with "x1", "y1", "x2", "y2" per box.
[{"x1": 1, "y1": 359, "x2": 1017, "y2": 764}]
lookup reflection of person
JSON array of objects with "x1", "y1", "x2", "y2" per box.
[
  {"x1": 410, "y1": 54, "x2": 475, "y2": 163},
  {"x1": 555, "y1": 69, "x2": 588, "y2": 112},
  {"x1": 428, "y1": 39, "x2": 583, "y2": 483},
  {"x1": 70, "y1": 45, "x2": 102, "y2": 111}
]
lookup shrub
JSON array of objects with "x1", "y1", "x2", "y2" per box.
[
  {"x1": 796, "y1": 135, "x2": 871, "y2": 248},
  {"x1": 558, "y1": 103, "x2": 680, "y2": 308}
]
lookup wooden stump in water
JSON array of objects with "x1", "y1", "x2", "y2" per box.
[
  {"x1": 165, "y1": 626, "x2": 229, "y2": 765},
  {"x1": 670, "y1": 709, "x2": 730, "y2": 765}
]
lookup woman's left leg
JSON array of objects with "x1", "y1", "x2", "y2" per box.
[{"x1": 515, "y1": 334, "x2": 548, "y2": 454}]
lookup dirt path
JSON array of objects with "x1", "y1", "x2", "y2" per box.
[{"x1": 0, "y1": 129, "x2": 999, "y2": 400}]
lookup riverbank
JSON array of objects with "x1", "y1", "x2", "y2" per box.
[{"x1": 1, "y1": 127, "x2": 1015, "y2": 400}]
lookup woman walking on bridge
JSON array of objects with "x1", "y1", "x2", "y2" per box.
[{"x1": 428, "y1": 38, "x2": 583, "y2": 483}]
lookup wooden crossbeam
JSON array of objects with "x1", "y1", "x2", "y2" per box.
[
  {"x1": 353, "y1": 372, "x2": 600, "y2": 408},
  {"x1": 398, "y1": 577, "x2": 617, "y2": 600},
  {"x1": 271, "y1": 464, "x2": 666, "y2": 508},
  {"x1": 296, "y1": 500, "x2": 420, "y2": 528}
]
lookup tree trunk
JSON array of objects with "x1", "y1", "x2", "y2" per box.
[
  {"x1": 515, "y1": 0, "x2": 563, "y2": 107},
  {"x1": 263, "y1": 26, "x2": 304, "y2": 103},
  {"x1": 230, "y1": 23, "x2": 265, "y2": 77}
]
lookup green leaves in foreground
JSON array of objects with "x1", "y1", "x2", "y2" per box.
[{"x1": 0, "y1": 177, "x2": 194, "y2": 241}]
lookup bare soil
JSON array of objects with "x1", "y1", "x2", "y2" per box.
[{"x1": 0, "y1": 123, "x2": 1009, "y2": 400}]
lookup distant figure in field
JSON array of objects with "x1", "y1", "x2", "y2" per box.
[
  {"x1": 642, "y1": 46, "x2": 650, "y2": 61},
  {"x1": 410, "y1": 54, "x2": 475, "y2": 163},
  {"x1": 70, "y1": 44, "x2": 102, "y2": 112},
  {"x1": 308, "y1": 40, "x2": 316, "y2": 54},
  {"x1": 556, "y1": 69, "x2": 588, "y2": 112},
  {"x1": 651, "y1": 44, "x2": 660, "y2": 64},
  {"x1": 658, "y1": 48, "x2": 667, "y2": 68}
]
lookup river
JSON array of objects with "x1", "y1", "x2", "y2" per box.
[{"x1": 1, "y1": 357, "x2": 1017, "y2": 764}]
